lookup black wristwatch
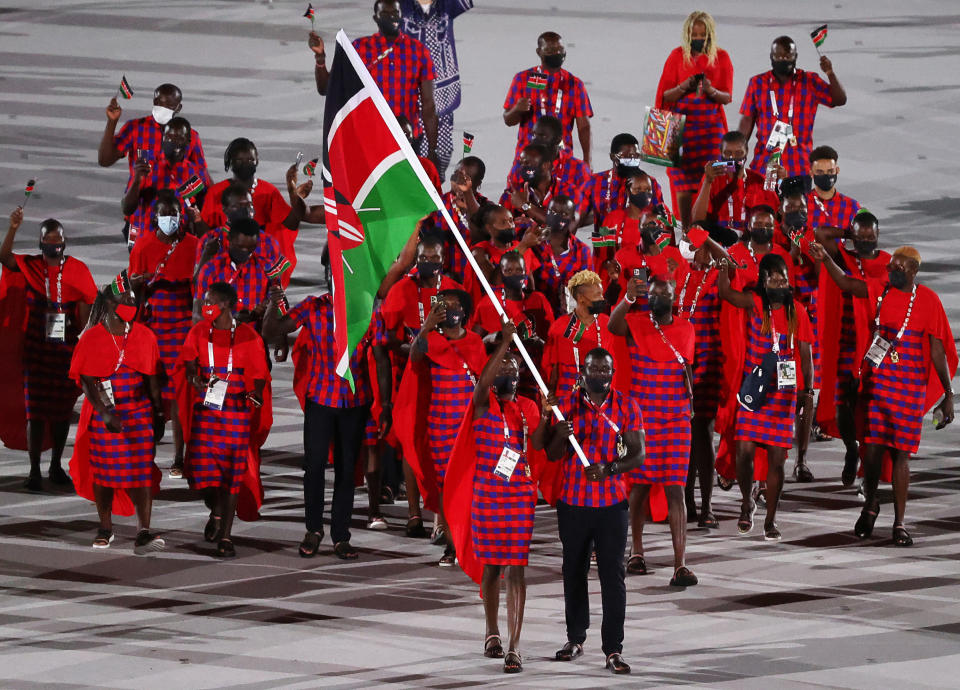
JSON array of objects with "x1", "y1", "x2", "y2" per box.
[{"x1": 605, "y1": 461, "x2": 620, "y2": 477}]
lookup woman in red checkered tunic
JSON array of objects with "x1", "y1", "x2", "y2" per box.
[
  {"x1": 128, "y1": 190, "x2": 199, "y2": 477},
  {"x1": 177, "y1": 282, "x2": 269, "y2": 559},
  {"x1": 811, "y1": 244, "x2": 956, "y2": 546},
  {"x1": 655, "y1": 11, "x2": 733, "y2": 227},
  {"x1": 610, "y1": 275, "x2": 698, "y2": 587},
  {"x1": 68, "y1": 280, "x2": 166, "y2": 554},
  {"x1": 395, "y1": 289, "x2": 487, "y2": 566},
  {"x1": 0, "y1": 211, "x2": 97, "y2": 490},
  {"x1": 444, "y1": 322, "x2": 551, "y2": 674},
  {"x1": 717, "y1": 253, "x2": 813, "y2": 542}
]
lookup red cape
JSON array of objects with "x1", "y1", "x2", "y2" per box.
[
  {"x1": 68, "y1": 322, "x2": 162, "y2": 516},
  {"x1": 173, "y1": 321, "x2": 273, "y2": 521},
  {"x1": 655, "y1": 47, "x2": 733, "y2": 113},
  {"x1": 394, "y1": 330, "x2": 487, "y2": 513},
  {"x1": 444, "y1": 393, "x2": 550, "y2": 586}
]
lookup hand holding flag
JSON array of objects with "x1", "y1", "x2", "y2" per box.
[
  {"x1": 810, "y1": 24, "x2": 828, "y2": 55},
  {"x1": 115, "y1": 75, "x2": 134, "y2": 101},
  {"x1": 304, "y1": 3, "x2": 315, "y2": 28},
  {"x1": 22, "y1": 179, "x2": 35, "y2": 209}
]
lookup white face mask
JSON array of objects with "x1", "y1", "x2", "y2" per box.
[
  {"x1": 152, "y1": 105, "x2": 175, "y2": 126},
  {"x1": 157, "y1": 215, "x2": 180, "y2": 236},
  {"x1": 678, "y1": 237, "x2": 697, "y2": 261}
]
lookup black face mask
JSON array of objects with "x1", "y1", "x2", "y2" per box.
[
  {"x1": 495, "y1": 228, "x2": 515, "y2": 244},
  {"x1": 888, "y1": 268, "x2": 908, "y2": 289},
  {"x1": 771, "y1": 60, "x2": 796, "y2": 77},
  {"x1": 542, "y1": 53, "x2": 565, "y2": 69},
  {"x1": 750, "y1": 227, "x2": 774, "y2": 244},
  {"x1": 648, "y1": 294, "x2": 673, "y2": 317},
  {"x1": 492, "y1": 375, "x2": 518, "y2": 395},
  {"x1": 443, "y1": 308, "x2": 465, "y2": 329},
  {"x1": 228, "y1": 246, "x2": 253, "y2": 265},
  {"x1": 583, "y1": 375, "x2": 611, "y2": 396},
  {"x1": 232, "y1": 162, "x2": 257, "y2": 181},
  {"x1": 783, "y1": 210, "x2": 807, "y2": 229},
  {"x1": 587, "y1": 299, "x2": 608, "y2": 315},
  {"x1": 161, "y1": 140, "x2": 184, "y2": 162},
  {"x1": 226, "y1": 206, "x2": 254, "y2": 222},
  {"x1": 545, "y1": 212, "x2": 568, "y2": 232},
  {"x1": 853, "y1": 240, "x2": 877, "y2": 256},
  {"x1": 502, "y1": 274, "x2": 526, "y2": 292},
  {"x1": 39, "y1": 242, "x2": 65, "y2": 259},
  {"x1": 812, "y1": 173, "x2": 837, "y2": 192},
  {"x1": 629, "y1": 192, "x2": 652, "y2": 209},
  {"x1": 376, "y1": 17, "x2": 401, "y2": 37},
  {"x1": 417, "y1": 260, "x2": 442, "y2": 280},
  {"x1": 690, "y1": 38, "x2": 706, "y2": 53},
  {"x1": 519, "y1": 166, "x2": 539, "y2": 184},
  {"x1": 766, "y1": 287, "x2": 792, "y2": 304}
]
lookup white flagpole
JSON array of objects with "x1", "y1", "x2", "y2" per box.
[{"x1": 336, "y1": 30, "x2": 592, "y2": 467}]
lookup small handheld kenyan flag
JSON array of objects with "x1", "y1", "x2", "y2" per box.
[
  {"x1": 304, "y1": 3, "x2": 315, "y2": 28},
  {"x1": 655, "y1": 231, "x2": 672, "y2": 250},
  {"x1": 303, "y1": 157, "x2": 318, "y2": 177},
  {"x1": 276, "y1": 291, "x2": 291, "y2": 316},
  {"x1": 110, "y1": 270, "x2": 131, "y2": 296},
  {"x1": 462, "y1": 132, "x2": 474, "y2": 155},
  {"x1": 266, "y1": 256, "x2": 292, "y2": 282},
  {"x1": 117, "y1": 74, "x2": 134, "y2": 100},
  {"x1": 526, "y1": 74, "x2": 547, "y2": 91},
  {"x1": 22, "y1": 179, "x2": 35, "y2": 208},
  {"x1": 810, "y1": 24, "x2": 828, "y2": 54},
  {"x1": 177, "y1": 175, "x2": 205, "y2": 203}
]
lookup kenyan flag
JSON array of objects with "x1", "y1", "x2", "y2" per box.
[
  {"x1": 323, "y1": 30, "x2": 442, "y2": 384},
  {"x1": 266, "y1": 256, "x2": 292, "y2": 281},
  {"x1": 177, "y1": 174, "x2": 204, "y2": 200},
  {"x1": 303, "y1": 157, "x2": 318, "y2": 177},
  {"x1": 810, "y1": 24, "x2": 828, "y2": 48},
  {"x1": 118, "y1": 75, "x2": 134, "y2": 100},
  {"x1": 527, "y1": 73, "x2": 547, "y2": 91}
]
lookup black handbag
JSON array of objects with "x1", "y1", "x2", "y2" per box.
[{"x1": 737, "y1": 351, "x2": 779, "y2": 412}]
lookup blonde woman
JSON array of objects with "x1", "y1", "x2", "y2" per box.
[{"x1": 655, "y1": 11, "x2": 733, "y2": 228}]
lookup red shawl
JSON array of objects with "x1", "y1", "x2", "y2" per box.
[
  {"x1": 68, "y1": 322, "x2": 162, "y2": 515},
  {"x1": 655, "y1": 46, "x2": 734, "y2": 114},
  {"x1": 380, "y1": 274, "x2": 465, "y2": 332},
  {"x1": 444, "y1": 392, "x2": 549, "y2": 586},
  {"x1": 394, "y1": 330, "x2": 487, "y2": 513},
  {"x1": 129, "y1": 229, "x2": 199, "y2": 282}
]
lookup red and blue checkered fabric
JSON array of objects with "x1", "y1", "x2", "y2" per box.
[
  {"x1": 353, "y1": 33, "x2": 436, "y2": 139},
  {"x1": 740, "y1": 69, "x2": 833, "y2": 177},
  {"x1": 860, "y1": 285, "x2": 941, "y2": 455},
  {"x1": 791, "y1": 257, "x2": 821, "y2": 389},
  {"x1": 543, "y1": 313, "x2": 611, "y2": 396},
  {"x1": 125, "y1": 154, "x2": 211, "y2": 238},
  {"x1": 506, "y1": 149, "x2": 592, "y2": 200},
  {"x1": 504, "y1": 67, "x2": 593, "y2": 156},
  {"x1": 807, "y1": 190, "x2": 861, "y2": 231},
  {"x1": 426, "y1": 191, "x2": 489, "y2": 283},
  {"x1": 195, "y1": 228, "x2": 281, "y2": 270},
  {"x1": 556, "y1": 388, "x2": 640, "y2": 507},
  {"x1": 144, "y1": 285, "x2": 192, "y2": 403},
  {"x1": 289, "y1": 295, "x2": 371, "y2": 408},
  {"x1": 678, "y1": 268, "x2": 723, "y2": 419},
  {"x1": 426, "y1": 361, "x2": 475, "y2": 486},
  {"x1": 22, "y1": 285, "x2": 82, "y2": 421},
  {"x1": 624, "y1": 338, "x2": 691, "y2": 486},
  {"x1": 87, "y1": 365, "x2": 156, "y2": 488},
  {"x1": 577, "y1": 169, "x2": 666, "y2": 230},
  {"x1": 532, "y1": 236, "x2": 592, "y2": 316},
  {"x1": 470, "y1": 398, "x2": 538, "y2": 565},
  {"x1": 114, "y1": 115, "x2": 210, "y2": 191},
  {"x1": 734, "y1": 301, "x2": 811, "y2": 448},
  {"x1": 666, "y1": 92, "x2": 727, "y2": 193},
  {"x1": 194, "y1": 253, "x2": 270, "y2": 315}
]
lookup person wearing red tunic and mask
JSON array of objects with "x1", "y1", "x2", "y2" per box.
[
  {"x1": 655, "y1": 11, "x2": 733, "y2": 227},
  {"x1": 691, "y1": 130, "x2": 764, "y2": 240},
  {"x1": 606, "y1": 209, "x2": 685, "y2": 306},
  {"x1": 591, "y1": 170, "x2": 660, "y2": 282},
  {"x1": 717, "y1": 253, "x2": 814, "y2": 542},
  {"x1": 0, "y1": 209, "x2": 97, "y2": 490},
  {"x1": 543, "y1": 270, "x2": 612, "y2": 396},
  {"x1": 69, "y1": 280, "x2": 165, "y2": 554},
  {"x1": 809, "y1": 243, "x2": 957, "y2": 547},
  {"x1": 129, "y1": 190, "x2": 199, "y2": 478},
  {"x1": 813, "y1": 211, "x2": 891, "y2": 483},
  {"x1": 531, "y1": 196, "x2": 592, "y2": 317},
  {"x1": 466, "y1": 204, "x2": 541, "y2": 309},
  {"x1": 610, "y1": 275, "x2": 697, "y2": 586},
  {"x1": 395, "y1": 289, "x2": 486, "y2": 566},
  {"x1": 471, "y1": 251, "x2": 554, "y2": 342}
]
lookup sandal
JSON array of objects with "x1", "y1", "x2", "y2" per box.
[
  {"x1": 133, "y1": 530, "x2": 165, "y2": 555},
  {"x1": 842, "y1": 448, "x2": 859, "y2": 487},
  {"x1": 298, "y1": 530, "x2": 322, "y2": 558},
  {"x1": 669, "y1": 566, "x2": 698, "y2": 587},
  {"x1": 483, "y1": 634, "x2": 505, "y2": 659},
  {"x1": 626, "y1": 554, "x2": 647, "y2": 575},
  {"x1": 204, "y1": 514, "x2": 222, "y2": 543},
  {"x1": 555, "y1": 641, "x2": 583, "y2": 661},
  {"x1": 717, "y1": 473, "x2": 735, "y2": 491},
  {"x1": 216, "y1": 538, "x2": 236, "y2": 559},
  {"x1": 764, "y1": 523, "x2": 782, "y2": 542},
  {"x1": 429, "y1": 524, "x2": 447, "y2": 546},
  {"x1": 169, "y1": 459, "x2": 184, "y2": 479},
  {"x1": 793, "y1": 462, "x2": 814, "y2": 483},
  {"x1": 438, "y1": 549, "x2": 456, "y2": 567},
  {"x1": 854, "y1": 502, "x2": 879, "y2": 539},
  {"x1": 333, "y1": 540, "x2": 358, "y2": 560},
  {"x1": 892, "y1": 524, "x2": 913, "y2": 547},
  {"x1": 92, "y1": 529, "x2": 114, "y2": 549},
  {"x1": 737, "y1": 502, "x2": 756, "y2": 535},
  {"x1": 698, "y1": 511, "x2": 719, "y2": 529},
  {"x1": 48, "y1": 465, "x2": 73, "y2": 487},
  {"x1": 503, "y1": 650, "x2": 523, "y2": 673},
  {"x1": 379, "y1": 485, "x2": 395, "y2": 505},
  {"x1": 405, "y1": 516, "x2": 427, "y2": 538},
  {"x1": 367, "y1": 516, "x2": 388, "y2": 530},
  {"x1": 23, "y1": 472, "x2": 43, "y2": 492},
  {"x1": 753, "y1": 482, "x2": 767, "y2": 509}
]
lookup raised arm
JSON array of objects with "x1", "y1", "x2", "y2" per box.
[
  {"x1": 1, "y1": 207, "x2": 23, "y2": 269},
  {"x1": 820, "y1": 56, "x2": 847, "y2": 107},
  {"x1": 261, "y1": 286, "x2": 300, "y2": 344},
  {"x1": 472, "y1": 321, "x2": 516, "y2": 416},
  {"x1": 608, "y1": 273, "x2": 644, "y2": 336},
  {"x1": 717, "y1": 258, "x2": 755, "y2": 308},
  {"x1": 309, "y1": 32, "x2": 330, "y2": 95},
  {"x1": 807, "y1": 242, "x2": 867, "y2": 297},
  {"x1": 98, "y1": 98, "x2": 124, "y2": 167}
]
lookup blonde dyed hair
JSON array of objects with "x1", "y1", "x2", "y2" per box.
[
  {"x1": 681, "y1": 11, "x2": 719, "y2": 66},
  {"x1": 567, "y1": 270, "x2": 602, "y2": 294},
  {"x1": 893, "y1": 246, "x2": 922, "y2": 268}
]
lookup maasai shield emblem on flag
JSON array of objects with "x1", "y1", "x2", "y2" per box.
[
  {"x1": 462, "y1": 132, "x2": 475, "y2": 154},
  {"x1": 177, "y1": 174, "x2": 204, "y2": 200},
  {"x1": 810, "y1": 24, "x2": 828, "y2": 48},
  {"x1": 527, "y1": 74, "x2": 547, "y2": 91},
  {"x1": 118, "y1": 75, "x2": 134, "y2": 99},
  {"x1": 322, "y1": 30, "x2": 440, "y2": 383}
]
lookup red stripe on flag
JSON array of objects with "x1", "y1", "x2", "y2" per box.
[{"x1": 327, "y1": 97, "x2": 401, "y2": 201}]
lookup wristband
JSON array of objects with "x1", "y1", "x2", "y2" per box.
[
  {"x1": 606, "y1": 461, "x2": 620, "y2": 476},
  {"x1": 624, "y1": 293, "x2": 637, "y2": 304}
]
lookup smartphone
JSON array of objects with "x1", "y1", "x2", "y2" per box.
[
  {"x1": 295, "y1": 151, "x2": 304, "y2": 167},
  {"x1": 136, "y1": 149, "x2": 147, "y2": 164},
  {"x1": 633, "y1": 267, "x2": 648, "y2": 283},
  {"x1": 430, "y1": 295, "x2": 439, "y2": 306},
  {"x1": 711, "y1": 160, "x2": 737, "y2": 172},
  {"x1": 693, "y1": 73, "x2": 705, "y2": 84}
]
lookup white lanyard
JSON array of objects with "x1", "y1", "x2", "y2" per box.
[
  {"x1": 416, "y1": 273, "x2": 442, "y2": 326},
  {"x1": 207, "y1": 320, "x2": 236, "y2": 380},
  {"x1": 650, "y1": 315, "x2": 686, "y2": 366},
  {"x1": 111, "y1": 322, "x2": 131, "y2": 374},
  {"x1": 501, "y1": 401, "x2": 528, "y2": 456},
  {"x1": 768, "y1": 75, "x2": 795, "y2": 121},
  {"x1": 875, "y1": 284, "x2": 916, "y2": 345},
  {"x1": 678, "y1": 267, "x2": 712, "y2": 316},
  {"x1": 45, "y1": 256, "x2": 65, "y2": 308},
  {"x1": 567, "y1": 313, "x2": 601, "y2": 369},
  {"x1": 150, "y1": 239, "x2": 180, "y2": 285},
  {"x1": 585, "y1": 393, "x2": 621, "y2": 434},
  {"x1": 767, "y1": 309, "x2": 794, "y2": 355}
]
